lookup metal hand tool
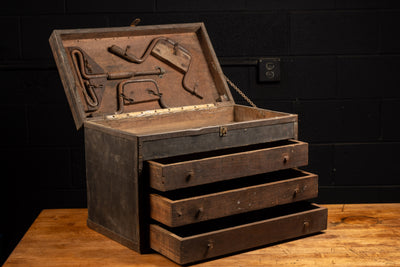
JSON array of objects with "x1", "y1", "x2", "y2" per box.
[
  {"x1": 70, "y1": 47, "x2": 165, "y2": 112},
  {"x1": 108, "y1": 37, "x2": 203, "y2": 99},
  {"x1": 116, "y1": 79, "x2": 167, "y2": 114}
]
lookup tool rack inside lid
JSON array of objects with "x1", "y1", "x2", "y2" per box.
[{"x1": 50, "y1": 23, "x2": 233, "y2": 129}]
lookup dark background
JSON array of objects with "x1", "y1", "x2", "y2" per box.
[{"x1": 1, "y1": 0, "x2": 399, "y2": 264}]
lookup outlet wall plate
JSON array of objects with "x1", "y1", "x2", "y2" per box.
[{"x1": 258, "y1": 58, "x2": 280, "y2": 82}]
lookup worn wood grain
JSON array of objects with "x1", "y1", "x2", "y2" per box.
[
  {"x1": 148, "y1": 140, "x2": 308, "y2": 191},
  {"x1": 95, "y1": 105, "x2": 296, "y2": 136},
  {"x1": 101, "y1": 105, "x2": 235, "y2": 134},
  {"x1": 151, "y1": 203, "x2": 327, "y2": 265},
  {"x1": 84, "y1": 127, "x2": 143, "y2": 251},
  {"x1": 150, "y1": 170, "x2": 318, "y2": 227},
  {"x1": 140, "y1": 122, "x2": 296, "y2": 160},
  {"x1": 4, "y1": 204, "x2": 400, "y2": 266}
]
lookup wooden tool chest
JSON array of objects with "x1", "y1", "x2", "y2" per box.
[{"x1": 49, "y1": 22, "x2": 327, "y2": 265}]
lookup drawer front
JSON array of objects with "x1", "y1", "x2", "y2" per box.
[
  {"x1": 148, "y1": 140, "x2": 308, "y2": 191},
  {"x1": 150, "y1": 169, "x2": 318, "y2": 227},
  {"x1": 150, "y1": 203, "x2": 327, "y2": 265},
  {"x1": 141, "y1": 121, "x2": 296, "y2": 161}
]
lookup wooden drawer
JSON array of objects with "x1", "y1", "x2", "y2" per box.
[
  {"x1": 148, "y1": 139, "x2": 308, "y2": 191},
  {"x1": 150, "y1": 169, "x2": 318, "y2": 227},
  {"x1": 150, "y1": 202, "x2": 327, "y2": 265}
]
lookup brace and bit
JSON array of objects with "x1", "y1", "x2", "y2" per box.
[
  {"x1": 108, "y1": 37, "x2": 173, "y2": 64},
  {"x1": 108, "y1": 37, "x2": 203, "y2": 99},
  {"x1": 106, "y1": 66, "x2": 165, "y2": 80},
  {"x1": 72, "y1": 49, "x2": 165, "y2": 80}
]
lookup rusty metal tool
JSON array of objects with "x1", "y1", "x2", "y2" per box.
[
  {"x1": 70, "y1": 48, "x2": 107, "y2": 111},
  {"x1": 116, "y1": 79, "x2": 167, "y2": 114},
  {"x1": 108, "y1": 37, "x2": 203, "y2": 99},
  {"x1": 70, "y1": 47, "x2": 165, "y2": 112},
  {"x1": 106, "y1": 66, "x2": 165, "y2": 79}
]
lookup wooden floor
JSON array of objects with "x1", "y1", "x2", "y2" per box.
[{"x1": 4, "y1": 204, "x2": 400, "y2": 266}]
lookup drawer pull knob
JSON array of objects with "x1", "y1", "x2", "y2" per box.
[
  {"x1": 283, "y1": 154, "x2": 289, "y2": 163},
  {"x1": 293, "y1": 188, "x2": 300, "y2": 198},
  {"x1": 207, "y1": 241, "x2": 214, "y2": 250},
  {"x1": 304, "y1": 221, "x2": 310, "y2": 228},
  {"x1": 195, "y1": 207, "x2": 203, "y2": 218},
  {"x1": 186, "y1": 171, "x2": 194, "y2": 182}
]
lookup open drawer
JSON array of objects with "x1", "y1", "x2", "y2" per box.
[
  {"x1": 150, "y1": 202, "x2": 327, "y2": 265},
  {"x1": 150, "y1": 169, "x2": 318, "y2": 227},
  {"x1": 148, "y1": 139, "x2": 308, "y2": 191}
]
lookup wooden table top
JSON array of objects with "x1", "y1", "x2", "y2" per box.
[{"x1": 4, "y1": 204, "x2": 400, "y2": 266}]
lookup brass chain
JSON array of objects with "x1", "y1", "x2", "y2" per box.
[{"x1": 223, "y1": 74, "x2": 257, "y2": 108}]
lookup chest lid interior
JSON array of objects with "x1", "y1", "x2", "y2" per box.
[{"x1": 49, "y1": 23, "x2": 233, "y2": 129}]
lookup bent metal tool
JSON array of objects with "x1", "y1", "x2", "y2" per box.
[
  {"x1": 70, "y1": 47, "x2": 107, "y2": 111},
  {"x1": 69, "y1": 47, "x2": 165, "y2": 112},
  {"x1": 108, "y1": 37, "x2": 203, "y2": 99}
]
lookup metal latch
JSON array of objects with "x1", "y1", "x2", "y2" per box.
[{"x1": 219, "y1": 126, "x2": 227, "y2": 137}]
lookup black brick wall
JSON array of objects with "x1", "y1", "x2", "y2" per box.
[{"x1": 1, "y1": 0, "x2": 399, "y2": 263}]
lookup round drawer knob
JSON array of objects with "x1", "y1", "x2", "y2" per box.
[
  {"x1": 283, "y1": 155, "x2": 289, "y2": 163},
  {"x1": 293, "y1": 188, "x2": 300, "y2": 198},
  {"x1": 195, "y1": 207, "x2": 203, "y2": 218},
  {"x1": 186, "y1": 171, "x2": 194, "y2": 182}
]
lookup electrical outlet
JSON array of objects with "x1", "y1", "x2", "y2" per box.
[{"x1": 258, "y1": 58, "x2": 280, "y2": 82}]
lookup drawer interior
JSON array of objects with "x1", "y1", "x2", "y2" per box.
[
  {"x1": 148, "y1": 139, "x2": 308, "y2": 191},
  {"x1": 152, "y1": 168, "x2": 312, "y2": 201},
  {"x1": 153, "y1": 201, "x2": 321, "y2": 238},
  {"x1": 150, "y1": 202, "x2": 327, "y2": 264},
  {"x1": 151, "y1": 139, "x2": 297, "y2": 165},
  {"x1": 91, "y1": 105, "x2": 294, "y2": 135}
]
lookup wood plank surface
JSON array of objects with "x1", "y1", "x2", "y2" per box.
[
  {"x1": 150, "y1": 204, "x2": 327, "y2": 265},
  {"x1": 148, "y1": 140, "x2": 308, "y2": 191},
  {"x1": 140, "y1": 122, "x2": 296, "y2": 160},
  {"x1": 4, "y1": 204, "x2": 400, "y2": 266},
  {"x1": 150, "y1": 171, "x2": 318, "y2": 227}
]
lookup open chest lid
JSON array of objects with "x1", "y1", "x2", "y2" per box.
[{"x1": 49, "y1": 23, "x2": 234, "y2": 129}]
